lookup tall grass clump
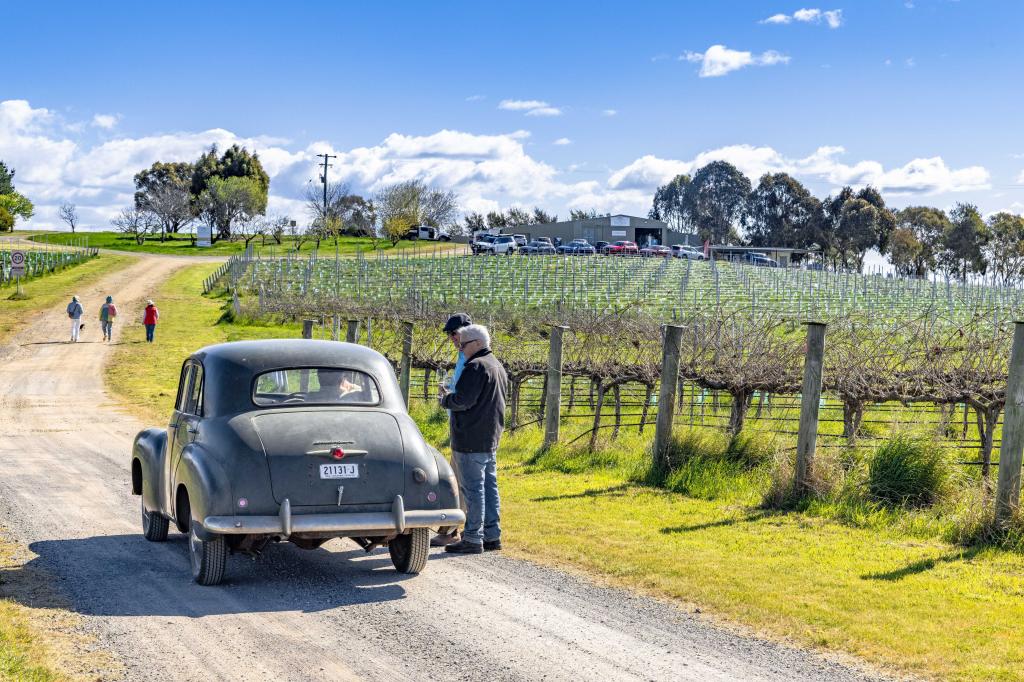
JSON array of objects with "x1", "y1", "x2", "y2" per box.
[{"x1": 867, "y1": 435, "x2": 948, "y2": 508}]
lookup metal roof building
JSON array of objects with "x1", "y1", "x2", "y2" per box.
[{"x1": 511, "y1": 215, "x2": 699, "y2": 247}]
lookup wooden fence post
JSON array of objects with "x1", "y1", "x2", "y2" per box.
[
  {"x1": 346, "y1": 319, "x2": 360, "y2": 344},
  {"x1": 996, "y1": 321, "x2": 1024, "y2": 525},
  {"x1": 794, "y1": 322, "x2": 827, "y2": 495},
  {"x1": 653, "y1": 325, "x2": 684, "y2": 473},
  {"x1": 399, "y1": 321, "x2": 414, "y2": 406},
  {"x1": 331, "y1": 316, "x2": 341, "y2": 341},
  {"x1": 302, "y1": 319, "x2": 314, "y2": 339},
  {"x1": 543, "y1": 325, "x2": 567, "y2": 449}
]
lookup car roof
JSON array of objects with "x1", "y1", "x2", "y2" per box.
[{"x1": 192, "y1": 340, "x2": 403, "y2": 415}]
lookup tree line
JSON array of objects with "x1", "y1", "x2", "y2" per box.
[
  {"x1": 649, "y1": 159, "x2": 1024, "y2": 281},
  {"x1": 0, "y1": 161, "x2": 34, "y2": 232}
]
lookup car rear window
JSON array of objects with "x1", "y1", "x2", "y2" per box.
[{"x1": 253, "y1": 368, "x2": 381, "y2": 407}]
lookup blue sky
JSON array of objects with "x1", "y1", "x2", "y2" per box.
[{"x1": 3, "y1": 0, "x2": 1023, "y2": 230}]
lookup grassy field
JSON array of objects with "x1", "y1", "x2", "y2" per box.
[
  {"x1": 102, "y1": 261, "x2": 1024, "y2": 681},
  {"x1": 25, "y1": 230, "x2": 464, "y2": 258},
  {"x1": 0, "y1": 253, "x2": 132, "y2": 345}
]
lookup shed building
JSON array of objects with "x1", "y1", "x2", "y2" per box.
[{"x1": 511, "y1": 215, "x2": 699, "y2": 248}]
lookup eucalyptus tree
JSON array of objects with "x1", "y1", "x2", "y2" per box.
[
  {"x1": 745, "y1": 173, "x2": 823, "y2": 249},
  {"x1": 681, "y1": 161, "x2": 751, "y2": 244}
]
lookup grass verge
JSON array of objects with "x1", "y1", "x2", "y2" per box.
[
  {"x1": 0, "y1": 253, "x2": 132, "y2": 346},
  {"x1": 26, "y1": 230, "x2": 464, "y2": 258},
  {"x1": 106, "y1": 262, "x2": 1024, "y2": 681}
]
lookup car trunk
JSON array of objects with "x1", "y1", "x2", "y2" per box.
[{"x1": 251, "y1": 410, "x2": 405, "y2": 507}]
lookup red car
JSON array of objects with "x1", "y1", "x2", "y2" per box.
[
  {"x1": 639, "y1": 245, "x2": 672, "y2": 258},
  {"x1": 603, "y1": 240, "x2": 639, "y2": 255}
]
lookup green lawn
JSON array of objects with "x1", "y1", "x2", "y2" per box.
[
  {"x1": 0, "y1": 253, "x2": 133, "y2": 345},
  {"x1": 105, "y1": 262, "x2": 1024, "y2": 682},
  {"x1": 25, "y1": 230, "x2": 465, "y2": 258}
]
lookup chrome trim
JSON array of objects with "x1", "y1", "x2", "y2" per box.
[
  {"x1": 392, "y1": 495, "x2": 406, "y2": 534},
  {"x1": 203, "y1": 505, "x2": 465, "y2": 536}
]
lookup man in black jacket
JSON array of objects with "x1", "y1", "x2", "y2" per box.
[{"x1": 439, "y1": 324, "x2": 508, "y2": 554}]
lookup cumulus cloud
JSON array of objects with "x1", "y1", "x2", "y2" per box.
[
  {"x1": 0, "y1": 98, "x2": 994, "y2": 232},
  {"x1": 682, "y1": 45, "x2": 790, "y2": 77},
  {"x1": 92, "y1": 113, "x2": 120, "y2": 129},
  {"x1": 1016, "y1": 169, "x2": 1024, "y2": 184},
  {"x1": 761, "y1": 8, "x2": 843, "y2": 28},
  {"x1": 554, "y1": 138, "x2": 572, "y2": 146},
  {"x1": 607, "y1": 144, "x2": 989, "y2": 196}
]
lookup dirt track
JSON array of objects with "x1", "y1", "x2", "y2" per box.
[{"x1": 0, "y1": 255, "x2": 889, "y2": 681}]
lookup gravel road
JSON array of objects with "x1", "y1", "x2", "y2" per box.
[{"x1": 0, "y1": 255, "x2": 889, "y2": 681}]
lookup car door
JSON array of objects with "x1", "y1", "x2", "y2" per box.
[
  {"x1": 167, "y1": 361, "x2": 204, "y2": 516},
  {"x1": 164, "y1": 362, "x2": 194, "y2": 512}
]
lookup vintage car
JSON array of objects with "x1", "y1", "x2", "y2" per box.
[{"x1": 130, "y1": 340, "x2": 464, "y2": 585}]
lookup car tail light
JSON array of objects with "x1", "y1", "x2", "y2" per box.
[
  {"x1": 331, "y1": 447, "x2": 345, "y2": 459},
  {"x1": 237, "y1": 498, "x2": 248, "y2": 508}
]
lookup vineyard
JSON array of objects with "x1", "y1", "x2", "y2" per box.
[
  {"x1": 0, "y1": 237, "x2": 98, "y2": 286},
  {"x1": 212, "y1": 248, "x2": 1024, "y2": 487}
]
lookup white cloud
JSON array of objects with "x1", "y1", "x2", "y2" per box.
[
  {"x1": 682, "y1": 45, "x2": 790, "y2": 77},
  {"x1": 1016, "y1": 170, "x2": 1024, "y2": 184},
  {"x1": 762, "y1": 8, "x2": 843, "y2": 28},
  {"x1": 554, "y1": 138, "x2": 572, "y2": 146},
  {"x1": 465, "y1": 94, "x2": 486, "y2": 102},
  {"x1": 607, "y1": 144, "x2": 989, "y2": 196},
  {"x1": 91, "y1": 113, "x2": 120, "y2": 129},
  {"x1": 602, "y1": 109, "x2": 618, "y2": 117},
  {"x1": 525, "y1": 106, "x2": 562, "y2": 117},
  {"x1": 499, "y1": 99, "x2": 548, "y2": 111},
  {"x1": 904, "y1": 57, "x2": 916, "y2": 68}
]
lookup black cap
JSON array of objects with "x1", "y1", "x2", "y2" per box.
[{"x1": 443, "y1": 313, "x2": 472, "y2": 334}]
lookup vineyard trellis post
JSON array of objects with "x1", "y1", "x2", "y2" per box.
[
  {"x1": 346, "y1": 319, "x2": 360, "y2": 344},
  {"x1": 302, "y1": 320, "x2": 314, "y2": 340},
  {"x1": 996, "y1": 321, "x2": 1024, "y2": 525},
  {"x1": 543, "y1": 325, "x2": 568, "y2": 449},
  {"x1": 795, "y1": 322, "x2": 826, "y2": 495},
  {"x1": 331, "y1": 316, "x2": 340, "y2": 341},
  {"x1": 653, "y1": 325, "x2": 684, "y2": 475},
  {"x1": 399, "y1": 321, "x2": 414, "y2": 406}
]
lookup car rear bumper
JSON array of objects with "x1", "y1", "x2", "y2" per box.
[{"x1": 202, "y1": 495, "x2": 465, "y2": 536}]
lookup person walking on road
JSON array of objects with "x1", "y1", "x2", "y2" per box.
[
  {"x1": 143, "y1": 299, "x2": 159, "y2": 343},
  {"x1": 99, "y1": 296, "x2": 118, "y2": 342},
  {"x1": 439, "y1": 324, "x2": 508, "y2": 555},
  {"x1": 431, "y1": 313, "x2": 473, "y2": 548},
  {"x1": 66, "y1": 296, "x2": 84, "y2": 343}
]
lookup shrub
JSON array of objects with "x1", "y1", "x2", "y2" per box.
[
  {"x1": 724, "y1": 432, "x2": 776, "y2": 469},
  {"x1": 0, "y1": 206, "x2": 13, "y2": 232},
  {"x1": 867, "y1": 436, "x2": 947, "y2": 508}
]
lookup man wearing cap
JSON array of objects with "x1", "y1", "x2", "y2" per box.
[{"x1": 430, "y1": 313, "x2": 472, "y2": 547}]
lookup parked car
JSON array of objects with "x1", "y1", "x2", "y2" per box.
[
  {"x1": 594, "y1": 241, "x2": 610, "y2": 253},
  {"x1": 557, "y1": 239, "x2": 597, "y2": 255},
  {"x1": 520, "y1": 240, "x2": 557, "y2": 255},
  {"x1": 671, "y1": 245, "x2": 705, "y2": 260},
  {"x1": 535, "y1": 236, "x2": 554, "y2": 246},
  {"x1": 471, "y1": 234, "x2": 497, "y2": 254},
  {"x1": 406, "y1": 225, "x2": 451, "y2": 241},
  {"x1": 640, "y1": 245, "x2": 672, "y2": 258},
  {"x1": 744, "y1": 252, "x2": 779, "y2": 267},
  {"x1": 603, "y1": 240, "x2": 639, "y2": 255},
  {"x1": 131, "y1": 340, "x2": 464, "y2": 585},
  {"x1": 487, "y1": 234, "x2": 518, "y2": 254},
  {"x1": 512, "y1": 234, "x2": 528, "y2": 248}
]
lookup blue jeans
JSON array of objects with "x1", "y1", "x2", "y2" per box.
[
  {"x1": 101, "y1": 321, "x2": 113, "y2": 339},
  {"x1": 453, "y1": 451, "x2": 500, "y2": 545},
  {"x1": 145, "y1": 324, "x2": 155, "y2": 342}
]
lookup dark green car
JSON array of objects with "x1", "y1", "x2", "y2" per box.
[{"x1": 130, "y1": 339, "x2": 464, "y2": 585}]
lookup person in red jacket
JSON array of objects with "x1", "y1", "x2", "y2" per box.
[{"x1": 143, "y1": 300, "x2": 159, "y2": 343}]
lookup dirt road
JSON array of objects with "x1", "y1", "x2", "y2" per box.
[{"x1": 0, "y1": 255, "x2": 887, "y2": 681}]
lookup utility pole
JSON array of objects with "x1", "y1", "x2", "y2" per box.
[{"x1": 315, "y1": 152, "x2": 337, "y2": 223}]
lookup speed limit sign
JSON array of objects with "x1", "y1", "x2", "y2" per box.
[{"x1": 10, "y1": 250, "x2": 26, "y2": 277}]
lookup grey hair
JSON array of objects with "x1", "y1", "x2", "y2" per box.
[{"x1": 458, "y1": 324, "x2": 490, "y2": 349}]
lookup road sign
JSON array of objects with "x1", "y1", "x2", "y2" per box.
[{"x1": 10, "y1": 250, "x2": 26, "y2": 278}]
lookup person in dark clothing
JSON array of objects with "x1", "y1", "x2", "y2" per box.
[{"x1": 439, "y1": 324, "x2": 508, "y2": 554}]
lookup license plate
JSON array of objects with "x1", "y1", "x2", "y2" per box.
[{"x1": 320, "y1": 463, "x2": 359, "y2": 479}]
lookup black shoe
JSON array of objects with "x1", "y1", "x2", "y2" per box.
[
  {"x1": 483, "y1": 539, "x2": 502, "y2": 551},
  {"x1": 444, "y1": 540, "x2": 483, "y2": 554}
]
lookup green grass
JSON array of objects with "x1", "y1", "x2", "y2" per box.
[
  {"x1": 26, "y1": 230, "x2": 464, "y2": 258},
  {"x1": 0, "y1": 602, "x2": 57, "y2": 682},
  {"x1": 0, "y1": 253, "x2": 133, "y2": 345},
  {"x1": 105, "y1": 261, "x2": 1024, "y2": 681}
]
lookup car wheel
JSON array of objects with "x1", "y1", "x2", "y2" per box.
[
  {"x1": 141, "y1": 498, "x2": 169, "y2": 542},
  {"x1": 189, "y1": 517, "x2": 227, "y2": 585},
  {"x1": 389, "y1": 528, "x2": 429, "y2": 574}
]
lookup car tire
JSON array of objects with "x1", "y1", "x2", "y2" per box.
[
  {"x1": 141, "y1": 498, "x2": 169, "y2": 542},
  {"x1": 389, "y1": 528, "x2": 429, "y2": 574},
  {"x1": 189, "y1": 518, "x2": 227, "y2": 586}
]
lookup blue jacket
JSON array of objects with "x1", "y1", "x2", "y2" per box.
[{"x1": 450, "y1": 352, "x2": 466, "y2": 393}]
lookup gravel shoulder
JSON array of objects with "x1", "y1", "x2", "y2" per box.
[{"x1": 0, "y1": 255, "x2": 890, "y2": 681}]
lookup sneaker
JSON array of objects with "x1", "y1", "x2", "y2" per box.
[
  {"x1": 483, "y1": 539, "x2": 502, "y2": 552},
  {"x1": 444, "y1": 540, "x2": 483, "y2": 554},
  {"x1": 430, "y1": 533, "x2": 458, "y2": 547}
]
